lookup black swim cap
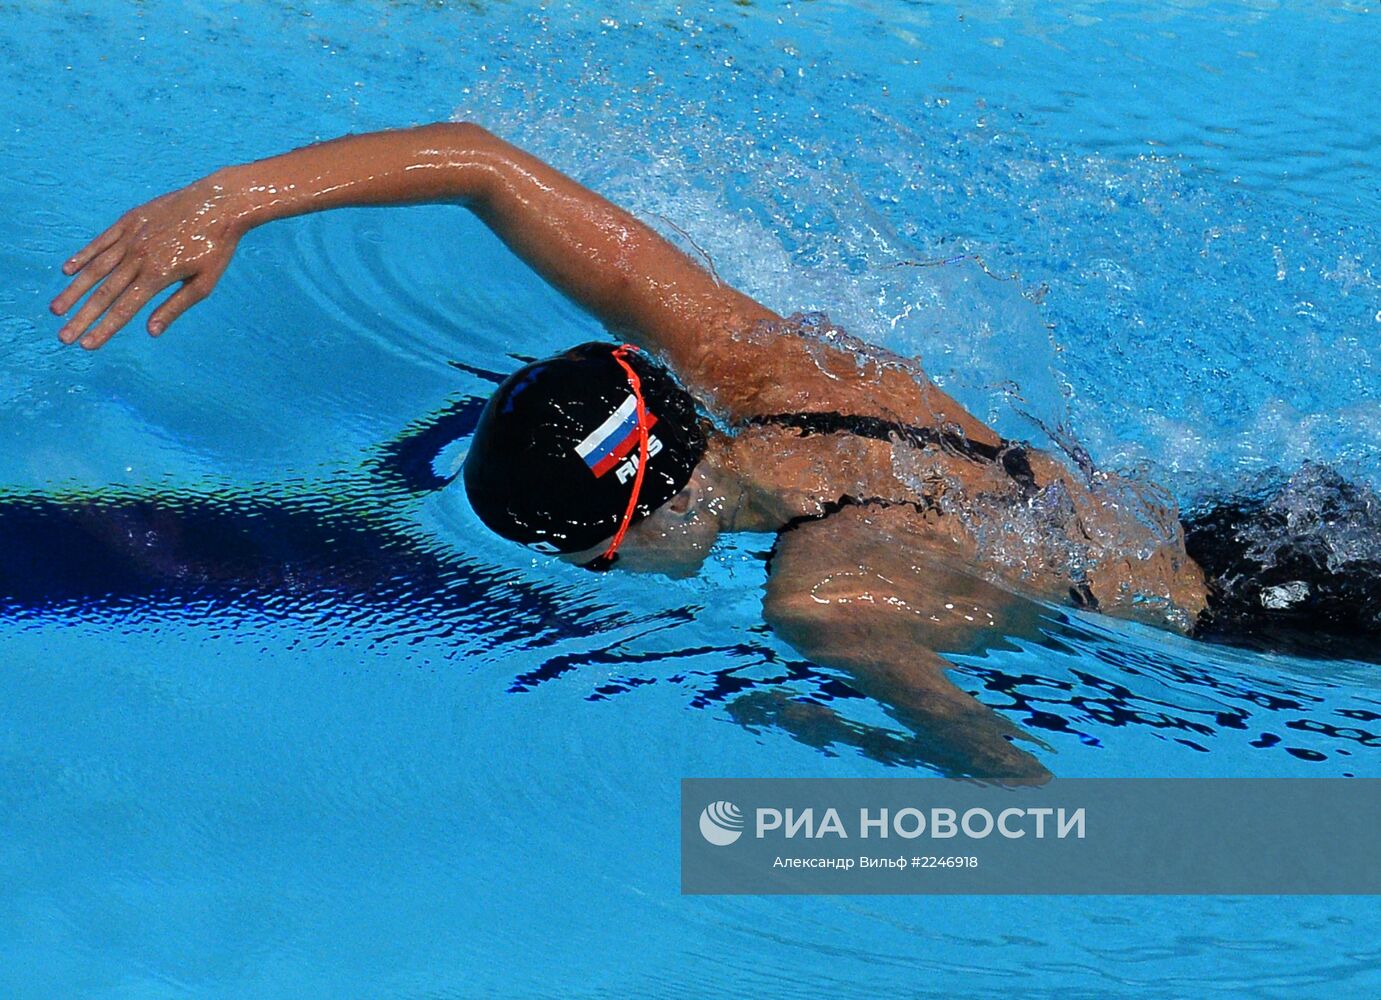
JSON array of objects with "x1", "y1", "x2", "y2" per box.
[{"x1": 463, "y1": 342, "x2": 707, "y2": 554}]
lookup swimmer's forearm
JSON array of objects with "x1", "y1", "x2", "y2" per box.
[
  {"x1": 764, "y1": 596, "x2": 1051, "y2": 784},
  {"x1": 218, "y1": 123, "x2": 498, "y2": 229}
]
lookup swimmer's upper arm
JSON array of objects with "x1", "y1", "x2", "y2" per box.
[
  {"x1": 461, "y1": 125, "x2": 999, "y2": 432},
  {"x1": 458, "y1": 125, "x2": 780, "y2": 393}
]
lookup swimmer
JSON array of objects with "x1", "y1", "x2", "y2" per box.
[{"x1": 49, "y1": 123, "x2": 1381, "y2": 783}]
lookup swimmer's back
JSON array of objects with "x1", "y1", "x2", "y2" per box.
[{"x1": 645, "y1": 311, "x2": 999, "y2": 447}]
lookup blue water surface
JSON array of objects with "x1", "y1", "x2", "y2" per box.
[{"x1": 2, "y1": 1, "x2": 1379, "y2": 997}]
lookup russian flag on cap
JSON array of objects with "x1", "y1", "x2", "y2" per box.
[{"x1": 575, "y1": 395, "x2": 658, "y2": 478}]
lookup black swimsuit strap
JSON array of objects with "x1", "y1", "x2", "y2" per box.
[
  {"x1": 754, "y1": 410, "x2": 1040, "y2": 578},
  {"x1": 753, "y1": 413, "x2": 1109, "y2": 612},
  {"x1": 746, "y1": 411, "x2": 1038, "y2": 493}
]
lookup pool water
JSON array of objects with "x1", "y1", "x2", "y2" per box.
[{"x1": 2, "y1": 1, "x2": 1379, "y2": 996}]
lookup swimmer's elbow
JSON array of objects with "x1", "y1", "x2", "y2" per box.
[
  {"x1": 763, "y1": 586, "x2": 842, "y2": 656},
  {"x1": 762, "y1": 582, "x2": 805, "y2": 629},
  {"x1": 412, "y1": 120, "x2": 495, "y2": 150},
  {"x1": 443, "y1": 120, "x2": 493, "y2": 141}
]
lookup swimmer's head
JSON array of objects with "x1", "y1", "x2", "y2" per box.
[
  {"x1": 553, "y1": 457, "x2": 726, "y2": 577},
  {"x1": 463, "y1": 342, "x2": 708, "y2": 566}
]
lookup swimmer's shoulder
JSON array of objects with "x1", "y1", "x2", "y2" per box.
[{"x1": 640, "y1": 310, "x2": 998, "y2": 445}]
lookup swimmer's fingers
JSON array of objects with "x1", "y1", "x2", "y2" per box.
[
  {"x1": 147, "y1": 277, "x2": 213, "y2": 336},
  {"x1": 57, "y1": 259, "x2": 140, "y2": 345},
  {"x1": 50, "y1": 243, "x2": 126, "y2": 318},
  {"x1": 146, "y1": 249, "x2": 231, "y2": 336},
  {"x1": 61, "y1": 216, "x2": 127, "y2": 276},
  {"x1": 78, "y1": 278, "x2": 162, "y2": 350}
]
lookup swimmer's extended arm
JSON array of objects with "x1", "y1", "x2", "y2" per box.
[
  {"x1": 51, "y1": 122, "x2": 777, "y2": 351},
  {"x1": 763, "y1": 519, "x2": 1053, "y2": 785},
  {"x1": 763, "y1": 602, "x2": 1052, "y2": 785}
]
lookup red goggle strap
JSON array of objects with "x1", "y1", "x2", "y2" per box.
[{"x1": 600, "y1": 344, "x2": 651, "y2": 563}]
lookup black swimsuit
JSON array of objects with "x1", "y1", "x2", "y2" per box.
[
  {"x1": 750, "y1": 410, "x2": 1040, "y2": 523},
  {"x1": 757, "y1": 412, "x2": 1381, "y2": 655},
  {"x1": 751, "y1": 409, "x2": 1097, "y2": 593},
  {"x1": 749, "y1": 411, "x2": 1039, "y2": 494}
]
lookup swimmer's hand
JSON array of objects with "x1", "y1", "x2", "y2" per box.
[{"x1": 51, "y1": 176, "x2": 246, "y2": 349}]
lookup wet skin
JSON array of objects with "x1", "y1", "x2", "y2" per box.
[{"x1": 49, "y1": 123, "x2": 1215, "y2": 783}]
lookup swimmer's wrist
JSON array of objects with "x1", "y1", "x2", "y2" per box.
[{"x1": 207, "y1": 163, "x2": 294, "y2": 233}]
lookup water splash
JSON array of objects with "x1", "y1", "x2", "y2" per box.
[{"x1": 450, "y1": 3, "x2": 1379, "y2": 497}]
